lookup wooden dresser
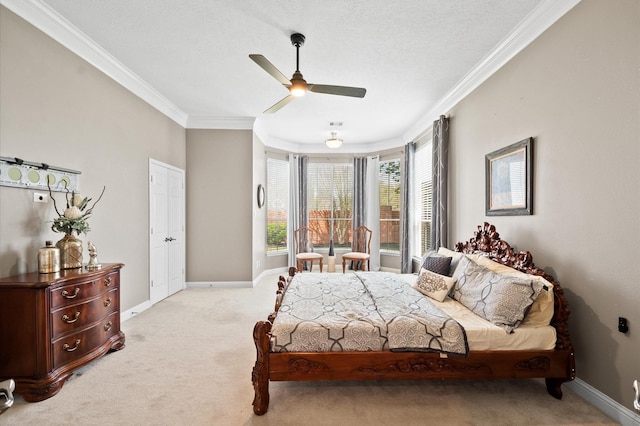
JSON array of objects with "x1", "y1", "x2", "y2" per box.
[{"x1": 0, "y1": 263, "x2": 125, "y2": 402}]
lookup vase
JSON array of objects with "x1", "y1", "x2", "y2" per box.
[{"x1": 56, "y1": 233, "x2": 83, "y2": 269}]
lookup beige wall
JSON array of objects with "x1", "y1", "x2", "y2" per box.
[
  {"x1": 185, "y1": 129, "x2": 253, "y2": 282},
  {"x1": 0, "y1": 7, "x2": 186, "y2": 311},
  {"x1": 447, "y1": 0, "x2": 639, "y2": 410}
]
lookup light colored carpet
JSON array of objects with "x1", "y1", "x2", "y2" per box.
[{"x1": 1, "y1": 272, "x2": 617, "y2": 425}]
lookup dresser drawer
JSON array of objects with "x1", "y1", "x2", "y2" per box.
[
  {"x1": 51, "y1": 289, "x2": 119, "y2": 339},
  {"x1": 52, "y1": 310, "x2": 121, "y2": 369},
  {"x1": 50, "y1": 272, "x2": 118, "y2": 308}
]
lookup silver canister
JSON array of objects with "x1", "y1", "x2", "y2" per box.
[{"x1": 38, "y1": 241, "x2": 60, "y2": 273}]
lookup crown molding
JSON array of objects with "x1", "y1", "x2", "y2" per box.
[
  {"x1": 186, "y1": 116, "x2": 255, "y2": 130},
  {"x1": 402, "y1": 0, "x2": 582, "y2": 143},
  {"x1": 1, "y1": 0, "x2": 189, "y2": 127}
]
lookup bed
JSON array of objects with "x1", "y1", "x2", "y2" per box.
[{"x1": 251, "y1": 223, "x2": 575, "y2": 415}]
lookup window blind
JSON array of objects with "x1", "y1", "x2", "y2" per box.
[
  {"x1": 307, "y1": 163, "x2": 353, "y2": 249},
  {"x1": 379, "y1": 159, "x2": 401, "y2": 252},
  {"x1": 267, "y1": 158, "x2": 289, "y2": 253},
  {"x1": 414, "y1": 142, "x2": 433, "y2": 257}
]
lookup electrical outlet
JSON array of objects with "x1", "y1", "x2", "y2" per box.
[
  {"x1": 33, "y1": 192, "x2": 47, "y2": 203},
  {"x1": 618, "y1": 317, "x2": 629, "y2": 333}
]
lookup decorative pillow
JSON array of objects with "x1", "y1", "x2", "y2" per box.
[
  {"x1": 451, "y1": 256, "x2": 544, "y2": 333},
  {"x1": 471, "y1": 255, "x2": 554, "y2": 327},
  {"x1": 436, "y1": 247, "x2": 465, "y2": 276},
  {"x1": 413, "y1": 269, "x2": 457, "y2": 302},
  {"x1": 421, "y1": 255, "x2": 452, "y2": 276}
]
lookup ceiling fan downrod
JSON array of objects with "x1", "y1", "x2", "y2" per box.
[{"x1": 290, "y1": 33, "x2": 305, "y2": 72}]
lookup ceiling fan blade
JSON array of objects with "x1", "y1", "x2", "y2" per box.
[
  {"x1": 264, "y1": 95, "x2": 296, "y2": 114},
  {"x1": 249, "y1": 54, "x2": 291, "y2": 86},
  {"x1": 308, "y1": 84, "x2": 366, "y2": 98}
]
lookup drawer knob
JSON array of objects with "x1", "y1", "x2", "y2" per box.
[
  {"x1": 104, "y1": 277, "x2": 112, "y2": 287},
  {"x1": 62, "y1": 339, "x2": 81, "y2": 352},
  {"x1": 61, "y1": 288, "x2": 80, "y2": 299},
  {"x1": 62, "y1": 312, "x2": 80, "y2": 324},
  {"x1": 104, "y1": 298, "x2": 112, "y2": 307},
  {"x1": 104, "y1": 321, "x2": 113, "y2": 332}
]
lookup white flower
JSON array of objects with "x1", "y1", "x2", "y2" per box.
[
  {"x1": 64, "y1": 206, "x2": 83, "y2": 219},
  {"x1": 72, "y1": 194, "x2": 84, "y2": 207}
]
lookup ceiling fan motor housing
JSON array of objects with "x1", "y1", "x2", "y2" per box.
[{"x1": 290, "y1": 33, "x2": 305, "y2": 47}]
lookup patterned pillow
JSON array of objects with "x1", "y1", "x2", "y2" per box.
[
  {"x1": 451, "y1": 256, "x2": 544, "y2": 333},
  {"x1": 421, "y1": 255, "x2": 452, "y2": 276},
  {"x1": 471, "y1": 255, "x2": 555, "y2": 327},
  {"x1": 413, "y1": 269, "x2": 457, "y2": 302}
]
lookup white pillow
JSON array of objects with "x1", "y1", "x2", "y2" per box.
[
  {"x1": 437, "y1": 247, "x2": 464, "y2": 276},
  {"x1": 412, "y1": 268, "x2": 457, "y2": 302}
]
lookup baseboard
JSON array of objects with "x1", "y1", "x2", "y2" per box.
[
  {"x1": 253, "y1": 267, "x2": 289, "y2": 286},
  {"x1": 566, "y1": 378, "x2": 640, "y2": 426},
  {"x1": 120, "y1": 300, "x2": 152, "y2": 323},
  {"x1": 187, "y1": 281, "x2": 254, "y2": 289}
]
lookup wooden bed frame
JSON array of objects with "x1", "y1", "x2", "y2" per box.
[{"x1": 251, "y1": 222, "x2": 575, "y2": 415}]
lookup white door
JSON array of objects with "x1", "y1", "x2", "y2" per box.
[
  {"x1": 149, "y1": 160, "x2": 185, "y2": 304},
  {"x1": 167, "y1": 168, "x2": 184, "y2": 295}
]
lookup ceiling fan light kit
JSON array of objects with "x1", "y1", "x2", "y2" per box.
[{"x1": 249, "y1": 33, "x2": 366, "y2": 114}]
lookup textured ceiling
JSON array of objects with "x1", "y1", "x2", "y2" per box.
[{"x1": 18, "y1": 0, "x2": 563, "y2": 151}]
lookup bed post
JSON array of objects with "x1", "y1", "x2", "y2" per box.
[{"x1": 251, "y1": 320, "x2": 272, "y2": 415}]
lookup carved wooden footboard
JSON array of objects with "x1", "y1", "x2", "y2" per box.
[{"x1": 252, "y1": 224, "x2": 575, "y2": 415}]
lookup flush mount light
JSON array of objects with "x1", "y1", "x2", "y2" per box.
[{"x1": 325, "y1": 132, "x2": 343, "y2": 149}]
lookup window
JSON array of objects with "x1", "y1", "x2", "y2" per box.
[
  {"x1": 266, "y1": 158, "x2": 289, "y2": 253},
  {"x1": 307, "y1": 163, "x2": 353, "y2": 249},
  {"x1": 414, "y1": 142, "x2": 433, "y2": 257},
  {"x1": 379, "y1": 159, "x2": 401, "y2": 252}
]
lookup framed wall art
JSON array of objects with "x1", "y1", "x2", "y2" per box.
[{"x1": 485, "y1": 137, "x2": 533, "y2": 216}]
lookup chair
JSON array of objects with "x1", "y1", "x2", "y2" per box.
[
  {"x1": 294, "y1": 226, "x2": 323, "y2": 272},
  {"x1": 342, "y1": 226, "x2": 372, "y2": 273}
]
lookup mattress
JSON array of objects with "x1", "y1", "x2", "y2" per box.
[{"x1": 270, "y1": 272, "x2": 556, "y2": 353}]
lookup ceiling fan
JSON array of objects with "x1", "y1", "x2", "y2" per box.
[{"x1": 249, "y1": 33, "x2": 366, "y2": 114}]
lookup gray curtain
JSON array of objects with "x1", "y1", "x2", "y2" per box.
[
  {"x1": 288, "y1": 155, "x2": 308, "y2": 267},
  {"x1": 400, "y1": 142, "x2": 415, "y2": 273},
  {"x1": 431, "y1": 115, "x2": 449, "y2": 249},
  {"x1": 349, "y1": 157, "x2": 367, "y2": 270},
  {"x1": 352, "y1": 156, "x2": 367, "y2": 235}
]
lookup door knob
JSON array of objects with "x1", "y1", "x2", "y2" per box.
[{"x1": 164, "y1": 237, "x2": 176, "y2": 242}]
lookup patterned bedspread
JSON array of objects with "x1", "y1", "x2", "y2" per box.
[{"x1": 270, "y1": 272, "x2": 469, "y2": 356}]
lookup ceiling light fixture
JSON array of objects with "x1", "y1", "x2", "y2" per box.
[{"x1": 325, "y1": 132, "x2": 343, "y2": 149}]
